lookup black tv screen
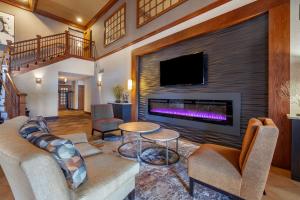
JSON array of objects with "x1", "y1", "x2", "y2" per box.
[{"x1": 160, "y1": 52, "x2": 207, "y2": 86}]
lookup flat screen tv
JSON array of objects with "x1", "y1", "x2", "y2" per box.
[{"x1": 160, "y1": 52, "x2": 207, "y2": 86}]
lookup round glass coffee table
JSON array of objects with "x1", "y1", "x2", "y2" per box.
[
  {"x1": 140, "y1": 128, "x2": 180, "y2": 166},
  {"x1": 118, "y1": 122, "x2": 160, "y2": 159}
]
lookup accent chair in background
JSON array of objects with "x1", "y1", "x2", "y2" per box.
[
  {"x1": 188, "y1": 118, "x2": 279, "y2": 200},
  {"x1": 91, "y1": 104, "x2": 124, "y2": 140}
]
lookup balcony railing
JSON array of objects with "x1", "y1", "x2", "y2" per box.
[{"x1": 7, "y1": 31, "x2": 95, "y2": 72}]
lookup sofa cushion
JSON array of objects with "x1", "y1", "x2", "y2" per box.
[
  {"x1": 75, "y1": 143, "x2": 102, "y2": 157},
  {"x1": 74, "y1": 153, "x2": 139, "y2": 200},
  {"x1": 93, "y1": 118, "x2": 123, "y2": 132},
  {"x1": 24, "y1": 131, "x2": 88, "y2": 189},
  {"x1": 239, "y1": 118, "x2": 262, "y2": 170},
  {"x1": 188, "y1": 144, "x2": 242, "y2": 196},
  {"x1": 59, "y1": 133, "x2": 89, "y2": 144}
]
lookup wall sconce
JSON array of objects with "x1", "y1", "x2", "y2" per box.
[
  {"x1": 97, "y1": 69, "x2": 104, "y2": 87},
  {"x1": 64, "y1": 77, "x2": 68, "y2": 84},
  {"x1": 35, "y1": 78, "x2": 42, "y2": 84},
  {"x1": 128, "y1": 79, "x2": 133, "y2": 91}
]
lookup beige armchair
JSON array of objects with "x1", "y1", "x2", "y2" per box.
[
  {"x1": 0, "y1": 116, "x2": 139, "y2": 200},
  {"x1": 188, "y1": 118, "x2": 279, "y2": 200}
]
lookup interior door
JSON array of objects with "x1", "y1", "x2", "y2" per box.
[
  {"x1": 58, "y1": 85, "x2": 71, "y2": 110},
  {"x1": 78, "y1": 85, "x2": 85, "y2": 110}
]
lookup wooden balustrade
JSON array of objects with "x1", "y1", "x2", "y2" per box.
[
  {"x1": 1, "y1": 50, "x2": 27, "y2": 118},
  {"x1": 7, "y1": 31, "x2": 95, "y2": 72}
]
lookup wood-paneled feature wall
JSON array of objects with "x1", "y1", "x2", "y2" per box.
[
  {"x1": 131, "y1": 0, "x2": 291, "y2": 169},
  {"x1": 138, "y1": 14, "x2": 268, "y2": 148}
]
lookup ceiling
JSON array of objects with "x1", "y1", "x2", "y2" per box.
[{"x1": 0, "y1": 0, "x2": 117, "y2": 29}]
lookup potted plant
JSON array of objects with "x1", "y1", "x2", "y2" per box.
[
  {"x1": 280, "y1": 81, "x2": 300, "y2": 116},
  {"x1": 112, "y1": 85, "x2": 124, "y2": 103}
]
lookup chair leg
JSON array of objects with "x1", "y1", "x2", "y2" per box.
[
  {"x1": 263, "y1": 190, "x2": 266, "y2": 196},
  {"x1": 128, "y1": 189, "x2": 135, "y2": 200},
  {"x1": 121, "y1": 130, "x2": 124, "y2": 144},
  {"x1": 189, "y1": 177, "x2": 194, "y2": 197},
  {"x1": 91, "y1": 129, "x2": 94, "y2": 136},
  {"x1": 102, "y1": 132, "x2": 105, "y2": 140}
]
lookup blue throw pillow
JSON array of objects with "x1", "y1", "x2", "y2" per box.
[
  {"x1": 28, "y1": 116, "x2": 50, "y2": 132},
  {"x1": 19, "y1": 118, "x2": 88, "y2": 189},
  {"x1": 19, "y1": 116, "x2": 49, "y2": 138}
]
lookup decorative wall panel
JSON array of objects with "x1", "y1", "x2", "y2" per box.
[{"x1": 138, "y1": 14, "x2": 268, "y2": 147}]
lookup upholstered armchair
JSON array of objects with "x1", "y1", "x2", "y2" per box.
[
  {"x1": 188, "y1": 118, "x2": 279, "y2": 200},
  {"x1": 91, "y1": 104, "x2": 124, "y2": 140}
]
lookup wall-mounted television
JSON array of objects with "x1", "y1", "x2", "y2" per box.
[{"x1": 160, "y1": 52, "x2": 207, "y2": 86}]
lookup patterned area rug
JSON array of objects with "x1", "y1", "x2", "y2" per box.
[{"x1": 96, "y1": 133, "x2": 231, "y2": 200}]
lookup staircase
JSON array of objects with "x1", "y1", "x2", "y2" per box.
[
  {"x1": 0, "y1": 31, "x2": 95, "y2": 120},
  {"x1": 0, "y1": 50, "x2": 8, "y2": 123}
]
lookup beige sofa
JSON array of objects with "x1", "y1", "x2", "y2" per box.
[
  {"x1": 188, "y1": 118, "x2": 279, "y2": 200},
  {"x1": 0, "y1": 116, "x2": 139, "y2": 200}
]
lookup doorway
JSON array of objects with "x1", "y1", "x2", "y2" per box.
[
  {"x1": 58, "y1": 85, "x2": 73, "y2": 110},
  {"x1": 78, "y1": 85, "x2": 85, "y2": 110}
]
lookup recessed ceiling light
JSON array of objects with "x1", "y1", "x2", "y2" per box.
[{"x1": 76, "y1": 17, "x2": 83, "y2": 23}]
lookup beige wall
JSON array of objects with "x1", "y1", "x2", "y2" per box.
[
  {"x1": 291, "y1": 0, "x2": 300, "y2": 115},
  {"x1": 13, "y1": 58, "x2": 94, "y2": 117},
  {"x1": 0, "y1": 2, "x2": 78, "y2": 42},
  {"x1": 91, "y1": 0, "x2": 217, "y2": 57}
]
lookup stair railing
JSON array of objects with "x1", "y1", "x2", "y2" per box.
[
  {"x1": 0, "y1": 49, "x2": 27, "y2": 118},
  {"x1": 7, "y1": 31, "x2": 95, "y2": 72}
]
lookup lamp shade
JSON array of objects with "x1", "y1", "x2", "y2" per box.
[{"x1": 128, "y1": 79, "x2": 133, "y2": 90}]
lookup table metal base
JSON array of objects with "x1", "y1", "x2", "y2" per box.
[
  {"x1": 117, "y1": 140, "x2": 154, "y2": 160},
  {"x1": 139, "y1": 146, "x2": 180, "y2": 166}
]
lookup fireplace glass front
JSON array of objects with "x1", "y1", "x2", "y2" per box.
[{"x1": 148, "y1": 99, "x2": 233, "y2": 126}]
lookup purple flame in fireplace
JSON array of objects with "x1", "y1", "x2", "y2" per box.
[{"x1": 150, "y1": 108, "x2": 227, "y2": 121}]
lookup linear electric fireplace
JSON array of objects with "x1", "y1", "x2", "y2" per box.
[
  {"x1": 145, "y1": 93, "x2": 241, "y2": 136},
  {"x1": 148, "y1": 99, "x2": 233, "y2": 126}
]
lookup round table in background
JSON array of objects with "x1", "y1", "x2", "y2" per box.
[{"x1": 118, "y1": 122, "x2": 160, "y2": 159}]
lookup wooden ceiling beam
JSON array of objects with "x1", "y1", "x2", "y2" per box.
[
  {"x1": 85, "y1": 0, "x2": 118, "y2": 29},
  {"x1": 28, "y1": 0, "x2": 38, "y2": 12},
  {"x1": 0, "y1": 0, "x2": 31, "y2": 11},
  {"x1": 34, "y1": 9, "x2": 86, "y2": 30}
]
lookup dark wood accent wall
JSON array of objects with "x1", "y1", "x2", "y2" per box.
[
  {"x1": 138, "y1": 14, "x2": 268, "y2": 148},
  {"x1": 131, "y1": 0, "x2": 291, "y2": 169}
]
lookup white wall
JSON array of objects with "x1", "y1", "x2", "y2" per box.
[
  {"x1": 95, "y1": 0, "x2": 255, "y2": 104},
  {"x1": 82, "y1": 77, "x2": 93, "y2": 113},
  {"x1": 14, "y1": 58, "x2": 94, "y2": 117},
  {"x1": 291, "y1": 0, "x2": 300, "y2": 115},
  {"x1": 0, "y1": 2, "x2": 79, "y2": 42}
]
